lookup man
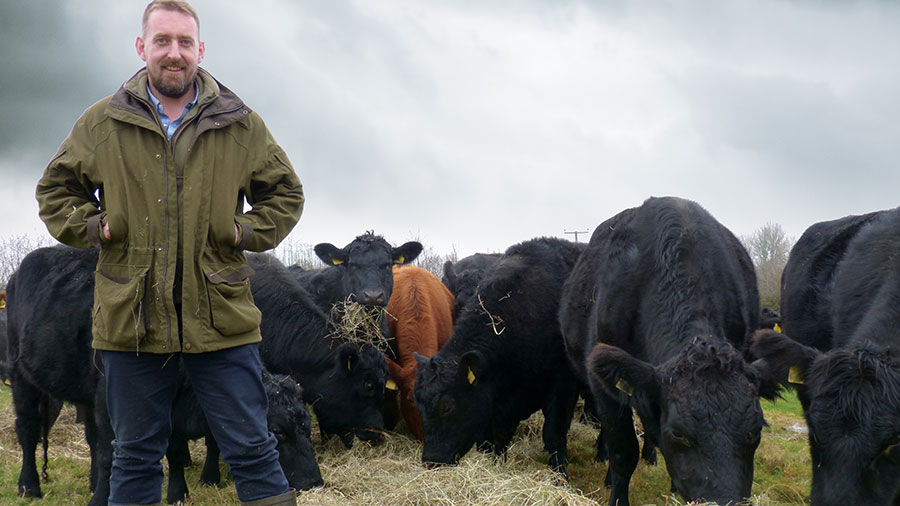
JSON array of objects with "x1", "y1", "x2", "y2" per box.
[{"x1": 35, "y1": 1, "x2": 303, "y2": 505}]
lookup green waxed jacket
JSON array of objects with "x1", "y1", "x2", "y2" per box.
[{"x1": 36, "y1": 68, "x2": 304, "y2": 354}]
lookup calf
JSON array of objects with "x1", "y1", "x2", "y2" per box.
[
  {"x1": 248, "y1": 253, "x2": 390, "y2": 447},
  {"x1": 751, "y1": 207, "x2": 900, "y2": 506},
  {"x1": 165, "y1": 369, "x2": 322, "y2": 504},
  {"x1": 441, "y1": 253, "x2": 501, "y2": 317},
  {"x1": 384, "y1": 265, "x2": 454, "y2": 441},
  {"x1": 560, "y1": 196, "x2": 777, "y2": 506},
  {"x1": 6, "y1": 246, "x2": 322, "y2": 506},
  {"x1": 415, "y1": 237, "x2": 584, "y2": 476}
]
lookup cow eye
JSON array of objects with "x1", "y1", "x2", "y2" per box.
[
  {"x1": 439, "y1": 399, "x2": 455, "y2": 417},
  {"x1": 667, "y1": 430, "x2": 692, "y2": 449},
  {"x1": 365, "y1": 380, "x2": 375, "y2": 394},
  {"x1": 748, "y1": 430, "x2": 762, "y2": 447},
  {"x1": 882, "y1": 437, "x2": 900, "y2": 459}
]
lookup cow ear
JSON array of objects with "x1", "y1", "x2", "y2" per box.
[
  {"x1": 588, "y1": 343, "x2": 662, "y2": 437},
  {"x1": 442, "y1": 261, "x2": 456, "y2": 289},
  {"x1": 392, "y1": 241, "x2": 423, "y2": 265},
  {"x1": 750, "y1": 329, "x2": 821, "y2": 394},
  {"x1": 314, "y1": 243, "x2": 346, "y2": 266},
  {"x1": 458, "y1": 351, "x2": 482, "y2": 386},
  {"x1": 414, "y1": 351, "x2": 430, "y2": 369},
  {"x1": 338, "y1": 345, "x2": 360, "y2": 374}
]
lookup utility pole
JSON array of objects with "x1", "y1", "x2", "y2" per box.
[{"x1": 564, "y1": 229, "x2": 589, "y2": 242}]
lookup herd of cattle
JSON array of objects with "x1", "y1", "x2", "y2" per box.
[{"x1": 0, "y1": 195, "x2": 898, "y2": 506}]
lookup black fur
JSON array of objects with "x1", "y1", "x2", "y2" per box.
[
  {"x1": 560, "y1": 196, "x2": 772, "y2": 506},
  {"x1": 441, "y1": 252, "x2": 502, "y2": 318},
  {"x1": 752, "y1": 207, "x2": 900, "y2": 506},
  {"x1": 415, "y1": 237, "x2": 585, "y2": 477},
  {"x1": 248, "y1": 252, "x2": 390, "y2": 447}
]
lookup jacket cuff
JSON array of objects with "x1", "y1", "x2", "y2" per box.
[
  {"x1": 237, "y1": 221, "x2": 254, "y2": 250},
  {"x1": 86, "y1": 214, "x2": 103, "y2": 248}
]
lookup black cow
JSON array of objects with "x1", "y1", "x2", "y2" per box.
[
  {"x1": 751, "y1": 208, "x2": 900, "y2": 506},
  {"x1": 6, "y1": 246, "x2": 322, "y2": 506},
  {"x1": 559, "y1": 196, "x2": 777, "y2": 506},
  {"x1": 248, "y1": 252, "x2": 390, "y2": 447},
  {"x1": 441, "y1": 252, "x2": 502, "y2": 317},
  {"x1": 295, "y1": 231, "x2": 422, "y2": 311},
  {"x1": 165, "y1": 369, "x2": 322, "y2": 504},
  {"x1": 414, "y1": 237, "x2": 584, "y2": 477}
]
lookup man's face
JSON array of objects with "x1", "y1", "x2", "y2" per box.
[{"x1": 136, "y1": 8, "x2": 204, "y2": 99}]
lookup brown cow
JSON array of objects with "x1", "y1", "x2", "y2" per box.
[{"x1": 384, "y1": 265, "x2": 454, "y2": 442}]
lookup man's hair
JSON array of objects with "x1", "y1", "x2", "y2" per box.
[{"x1": 142, "y1": 0, "x2": 200, "y2": 35}]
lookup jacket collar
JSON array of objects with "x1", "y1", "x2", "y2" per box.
[{"x1": 107, "y1": 67, "x2": 249, "y2": 130}]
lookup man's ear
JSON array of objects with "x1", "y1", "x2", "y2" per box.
[
  {"x1": 749, "y1": 328, "x2": 821, "y2": 394},
  {"x1": 392, "y1": 241, "x2": 423, "y2": 265},
  {"x1": 136, "y1": 36, "x2": 147, "y2": 61},
  {"x1": 314, "y1": 243, "x2": 346, "y2": 266},
  {"x1": 458, "y1": 351, "x2": 482, "y2": 387},
  {"x1": 588, "y1": 343, "x2": 661, "y2": 439}
]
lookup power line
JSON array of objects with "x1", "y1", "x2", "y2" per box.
[{"x1": 564, "y1": 229, "x2": 589, "y2": 242}]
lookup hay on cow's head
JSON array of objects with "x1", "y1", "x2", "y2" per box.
[{"x1": 327, "y1": 297, "x2": 393, "y2": 353}]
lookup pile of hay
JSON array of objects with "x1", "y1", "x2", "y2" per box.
[
  {"x1": 327, "y1": 298, "x2": 393, "y2": 353},
  {"x1": 297, "y1": 425, "x2": 598, "y2": 506}
]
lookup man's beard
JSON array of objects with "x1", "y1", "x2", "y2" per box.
[{"x1": 150, "y1": 61, "x2": 197, "y2": 98}]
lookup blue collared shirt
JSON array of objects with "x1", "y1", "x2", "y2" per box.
[{"x1": 147, "y1": 84, "x2": 198, "y2": 140}]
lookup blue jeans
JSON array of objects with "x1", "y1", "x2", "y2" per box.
[{"x1": 102, "y1": 344, "x2": 289, "y2": 505}]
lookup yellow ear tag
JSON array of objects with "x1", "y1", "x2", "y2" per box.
[
  {"x1": 332, "y1": 258, "x2": 344, "y2": 266},
  {"x1": 385, "y1": 379, "x2": 399, "y2": 391},
  {"x1": 394, "y1": 255, "x2": 405, "y2": 265},
  {"x1": 774, "y1": 323, "x2": 783, "y2": 333},
  {"x1": 788, "y1": 365, "x2": 805, "y2": 385},
  {"x1": 616, "y1": 378, "x2": 634, "y2": 397},
  {"x1": 467, "y1": 367, "x2": 476, "y2": 385}
]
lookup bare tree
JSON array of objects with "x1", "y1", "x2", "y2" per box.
[
  {"x1": 741, "y1": 223, "x2": 793, "y2": 312},
  {"x1": 0, "y1": 235, "x2": 55, "y2": 289}
]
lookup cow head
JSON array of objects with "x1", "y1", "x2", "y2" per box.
[
  {"x1": 312, "y1": 342, "x2": 390, "y2": 447},
  {"x1": 314, "y1": 232, "x2": 422, "y2": 306},
  {"x1": 589, "y1": 339, "x2": 777, "y2": 505},
  {"x1": 414, "y1": 350, "x2": 492, "y2": 467},
  {"x1": 751, "y1": 329, "x2": 900, "y2": 506},
  {"x1": 261, "y1": 370, "x2": 323, "y2": 490}
]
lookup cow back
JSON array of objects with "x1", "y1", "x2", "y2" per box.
[{"x1": 780, "y1": 210, "x2": 883, "y2": 351}]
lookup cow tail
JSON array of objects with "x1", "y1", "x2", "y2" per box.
[{"x1": 40, "y1": 395, "x2": 51, "y2": 482}]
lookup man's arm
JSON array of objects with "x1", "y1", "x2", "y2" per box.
[
  {"x1": 35, "y1": 129, "x2": 104, "y2": 249},
  {"x1": 234, "y1": 125, "x2": 304, "y2": 252}
]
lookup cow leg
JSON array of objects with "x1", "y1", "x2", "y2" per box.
[
  {"x1": 78, "y1": 402, "x2": 99, "y2": 492},
  {"x1": 165, "y1": 435, "x2": 190, "y2": 504},
  {"x1": 596, "y1": 392, "x2": 638, "y2": 506},
  {"x1": 640, "y1": 437, "x2": 657, "y2": 465},
  {"x1": 11, "y1": 374, "x2": 44, "y2": 498},
  {"x1": 541, "y1": 377, "x2": 579, "y2": 479},
  {"x1": 200, "y1": 435, "x2": 222, "y2": 486},
  {"x1": 86, "y1": 380, "x2": 114, "y2": 506}
]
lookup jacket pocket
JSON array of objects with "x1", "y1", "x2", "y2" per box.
[
  {"x1": 93, "y1": 266, "x2": 150, "y2": 347},
  {"x1": 203, "y1": 264, "x2": 261, "y2": 336}
]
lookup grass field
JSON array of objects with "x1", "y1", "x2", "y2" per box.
[{"x1": 0, "y1": 386, "x2": 811, "y2": 505}]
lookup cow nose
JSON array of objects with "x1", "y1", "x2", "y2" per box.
[{"x1": 360, "y1": 289, "x2": 386, "y2": 306}]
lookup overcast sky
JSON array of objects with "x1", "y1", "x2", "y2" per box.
[{"x1": 2, "y1": 1, "x2": 899, "y2": 259}]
